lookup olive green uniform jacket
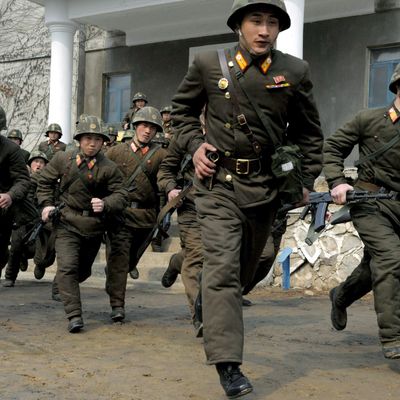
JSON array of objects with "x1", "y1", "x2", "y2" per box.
[
  {"x1": 36, "y1": 150, "x2": 128, "y2": 237},
  {"x1": 106, "y1": 141, "x2": 167, "y2": 228},
  {"x1": 172, "y1": 45, "x2": 323, "y2": 207},
  {"x1": 38, "y1": 140, "x2": 67, "y2": 161}
]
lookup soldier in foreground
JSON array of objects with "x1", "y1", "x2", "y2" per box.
[
  {"x1": 172, "y1": 0, "x2": 323, "y2": 397},
  {"x1": 38, "y1": 123, "x2": 67, "y2": 161},
  {"x1": 106, "y1": 106, "x2": 167, "y2": 322},
  {"x1": 0, "y1": 105, "x2": 31, "y2": 278},
  {"x1": 36, "y1": 116, "x2": 127, "y2": 333},
  {"x1": 324, "y1": 63, "x2": 400, "y2": 359}
]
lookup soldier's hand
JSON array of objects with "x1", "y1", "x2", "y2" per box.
[
  {"x1": 331, "y1": 183, "x2": 354, "y2": 205},
  {"x1": 0, "y1": 193, "x2": 12, "y2": 209},
  {"x1": 42, "y1": 206, "x2": 56, "y2": 222},
  {"x1": 91, "y1": 198, "x2": 105, "y2": 213},
  {"x1": 193, "y1": 143, "x2": 217, "y2": 179},
  {"x1": 168, "y1": 188, "x2": 183, "y2": 207}
]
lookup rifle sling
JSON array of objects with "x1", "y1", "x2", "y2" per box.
[
  {"x1": 217, "y1": 49, "x2": 262, "y2": 155},
  {"x1": 128, "y1": 144, "x2": 161, "y2": 194}
]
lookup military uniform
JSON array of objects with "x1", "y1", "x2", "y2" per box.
[
  {"x1": 122, "y1": 92, "x2": 148, "y2": 129},
  {"x1": 172, "y1": 42, "x2": 322, "y2": 365},
  {"x1": 105, "y1": 139, "x2": 167, "y2": 309},
  {"x1": 0, "y1": 135, "x2": 31, "y2": 275},
  {"x1": 39, "y1": 123, "x2": 67, "y2": 161},
  {"x1": 324, "y1": 102, "x2": 400, "y2": 352},
  {"x1": 157, "y1": 140, "x2": 202, "y2": 324},
  {"x1": 7, "y1": 129, "x2": 30, "y2": 164},
  {"x1": 36, "y1": 120, "x2": 127, "y2": 325}
]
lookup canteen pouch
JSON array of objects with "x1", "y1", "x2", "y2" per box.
[{"x1": 271, "y1": 145, "x2": 304, "y2": 204}]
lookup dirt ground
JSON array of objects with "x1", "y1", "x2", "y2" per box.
[{"x1": 0, "y1": 272, "x2": 399, "y2": 400}]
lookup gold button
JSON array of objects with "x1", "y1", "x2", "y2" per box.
[
  {"x1": 225, "y1": 92, "x2": 231, "y2": 99},
  {"x1": 224, "y1": 151, "x2": 231, "y2": 157},
  {"x1": 224, "y1": 123, "x2": 231, "y2": 129},
  {"x1": 225, "y1": 174, "x2": 233, "y2": 182}
]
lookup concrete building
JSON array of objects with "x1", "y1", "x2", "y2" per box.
[{"x1": 4, "y1": 0, "x2": 400, "y2": 146}]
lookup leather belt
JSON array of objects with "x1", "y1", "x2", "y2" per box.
[{"x1": 219, "y1": 157, "x2": 261, "y2": 175}]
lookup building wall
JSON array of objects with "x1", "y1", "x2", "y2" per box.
[{"x1": 304, "y1": 9, "x2": 400, "y2": 140}]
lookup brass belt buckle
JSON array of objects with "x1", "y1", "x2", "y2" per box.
[{"x1": 236, "y1": 159, "x2": 250, "y2": 175}]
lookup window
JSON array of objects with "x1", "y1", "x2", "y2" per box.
[
  {"x1": 104, "y1": 74, "x2": 131, "y2": 124},
  {"x1": 368, "y1": 47, "x2": 400, "y2": 108}
]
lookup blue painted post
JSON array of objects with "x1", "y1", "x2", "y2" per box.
[{"x1": 277, "y1": 247, "x2": 293, "y2": 290}]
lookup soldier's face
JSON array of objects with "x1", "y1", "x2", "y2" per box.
[
  {"x1": 48, "y1": 131, "x2": 60, "y2": 142},
  {"x1": 162, "y1": 112, "x2": 171, "y2": 122},
  {"x1": 9, "y1": 137, "x2": 22, "y2": 146},
  {"x1": 135, "y1": 100, "x2": 146, "y2": 109},
  {"x1": 135, "y1": 122, "x2": 157, "y2": 144},
  {"x1": 239, "y1": 10, "x2": 280, "y2": 56},
  {"x1": 79, "y1": 134, "x2": 104, "y2": 157},
  {"x1": 30, "y1": 158, "x2": 46, "y2": 172}
]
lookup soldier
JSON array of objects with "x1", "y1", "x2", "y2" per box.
[
  {"x1": 105, "y1": 106, "x2": 167, "y2": 322},
  {"x1": 157, "y1": 140, "x2": 203, "y2": 335},
  {"x1": 38, "y1": 123, "x2": 67, "y2": 161},
  {"x1": 172, "y1": 1, "x2": 323, "y2": 397},
  {"x1": 324, "y1": 63, "x2": 400, "y2": 359},
  {"x1": 36, "y1": 116, "x2": 127, "y2": 333},
  {"x1": 0, "y1": 105, "x2": 31, "y2": 279},
  {"x1": 160, "y1": 105, "x2": 174, "y2": 141},
  {"x1": 2, "y1": 152, "x2": 42, "y2": 287},
  {"x1": 122, "y1": 92, "x2": 148, "y2": 130},
  {"x1": 7, "y1": 129, "x2": 30, "y2": 163},
  {"x1": 102, "y1": 125, "x2": 119, "y2": 153}
]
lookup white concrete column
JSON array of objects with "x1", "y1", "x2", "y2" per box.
[
  {"x1": 276, "y1": 0, "x2": 305, "y2": 59},
  {"x1": 45, "y1": 0, "x2": 77, "y2": 144}
]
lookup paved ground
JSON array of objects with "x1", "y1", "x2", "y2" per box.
[{"x1": 0, "y1": 271, "x2": 399, "y2": 400}]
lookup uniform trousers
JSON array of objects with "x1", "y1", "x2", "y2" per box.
[
  {"x1": 0, "y1": 211, "x2": 13, "y2": 272},
  {"x1": 55, "y1": 226, "x2": 102, "y2": 318},
  {"x1": 4, "y1": 223, "x2": 35, "y2": 282},
  {"x1": 350, "y1": 200, "x2": 400, "y2": 345},
  {"x1": 177, "y1": 201, "x2": 203, "y2": 318},
  {"x1": 106, "y1": 225, "x2": 152, "y2": 308},
  {"x1": 333, "y1": 250, "x2": 372, "y2": 309},
  {"x1": 195, "y1": 182, "x2": 277, "y2": 364}
]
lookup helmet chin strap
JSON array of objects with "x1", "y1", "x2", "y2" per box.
[{"x1": 133, "y1": 134, "x2": 147, "y2": 148}]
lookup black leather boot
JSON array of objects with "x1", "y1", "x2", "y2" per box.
[
  {"x1": 329, "y1": 287, "x2": 347, "y2": 330},
  {"x1": 216, "y1": 363, "x2": 253, "y2": 398}
]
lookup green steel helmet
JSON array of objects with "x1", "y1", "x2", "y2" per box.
[
  {"x1": 28, "y1": 150, "x2": 49, "y2": 165},
  {"x1": 389, "y1": 63, "x2": 400, "y2": 94},
  {"x1": 160, "y1": 105, "x2": 172, "y2": 114},
  {"x1": 45, "y1": 123, "x2": 63, "y2": 137},
  {"x1": 121, "y1": 130, "x2": 135, "y2": 142},
  {"x1": 106, "y1": 125, "x2": 118, "y2": 136},
  {"x1": 7, "y1": 129, "x2": 23, "y2": 141},
  {"x1": 131, "y1": 106, "x2": 163, "y2": 133},
  {"x1": 227, "y1": 0, "x2": 291, "y2": 32},
  {"x1": 74, "y1": 115, "x2": 110, "y2": 142},
  {"x1": 132, "y1": 92, "x2": 148, "y2": 104},
  {"x1": 76, "y1": 113, "x2": 90, "y2": 125},
  {"x1": 0, "y1": 105, "x2": 6, "y2": 131}
]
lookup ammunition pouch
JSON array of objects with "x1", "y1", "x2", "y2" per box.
[{"x1": 271, "y1": 145, "x2": 304, "y2": 204}]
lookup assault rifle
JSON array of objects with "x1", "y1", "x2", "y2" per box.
[
  {"x1": 23, "y1": 202, "x2": 65, "y2": 246},
  {"x1": 281, "y1": 191, "x2": 394, "y2": 245},
  {"x1": 133, "y1": 182, "x2": 193, "y2": 265}
]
